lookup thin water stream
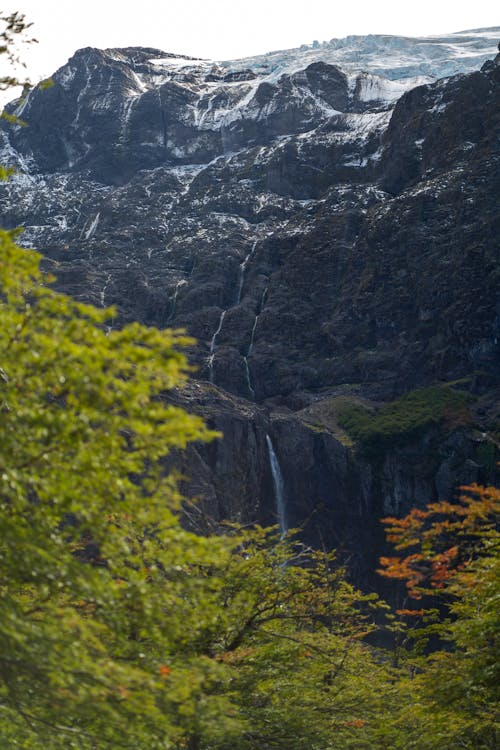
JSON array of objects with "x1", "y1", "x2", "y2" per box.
[
  {"x1": 266, "y1": 434, "x2": 287, "y2": 536},
  {"x1": 207, "y1": 239, "x2": 260, "y2": 384},
  {"x1": 207, "y1": 309, "x2": 226, "y2": 383}
]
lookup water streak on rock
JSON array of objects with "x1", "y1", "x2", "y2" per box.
[
  {"x1": 84, "y1": 211, "x2": 100, "y2": 240},
  {"x1": 266, "y1": 434, "x2": 287, "y2": 536},
  {"x1": 208, "y1": 309, "x2": 226, "y2": 383},
  {"x1": 167, "y1": 279, "x2": 187, "y2": 322},
  {"x1": 100, "y1": 272, "x2": 111, "y2": 307},
  {"x1": 243, "y1": 356, "x2": 255, "y2": 399},
  {"x1": 236, "y1": 240, "x2": 258, "y2": 305}
]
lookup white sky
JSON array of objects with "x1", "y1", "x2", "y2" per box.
[{"x1": 3, "y1": 0, "x2": 500, "y2": 83}]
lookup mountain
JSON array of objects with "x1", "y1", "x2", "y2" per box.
[{"x1": 1, "y1": 29, "x2": 499, "y2": 587}]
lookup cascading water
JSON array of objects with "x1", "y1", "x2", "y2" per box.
[
  {"x1": 243, "y1": 357, "x2": 255, "y2": 399},
  {"x1": 207, "y1": 309, "x2": 226, "y2": 383},
  {"x1": 266, "y1": 434, "x2": 287, "y2": 536},
  {"x1": 207, "y1": 240, "x2": 265, "y2": 388},
  {"x1": 167, "y1": 279, "x2": 187, "y2": 322},
  {"x1": 243, "y1": 317, "x2": 258, "y2": 398},
  {"x1": 247, "y1": 315, "x2": 258, "y2": 358},
  {"x1": 100, "y1": 272, "x2": 111, "y2": 307},
  {"x1": 84, "y1": 211, "x2": 100, "y2": 240},
  {"x1": 120, "y1": 97, "x2": 138, "y2": 144},
  {"x1": 208, "y1": 239, "x2": 260, "y2": 386},
  {"x1": 244, "y1": 286, "x2": 267, "y2": 398},
  {"x1": 236, "y1": 240, "x2": 258, "y2": 305}
]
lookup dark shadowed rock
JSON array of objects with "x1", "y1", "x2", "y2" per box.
[{"x1": 0, "y1": 36, "x2": 498, "y2": 588}]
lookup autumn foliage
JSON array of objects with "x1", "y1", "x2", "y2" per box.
[
  {"x1": 378, "y1": 483, "x2": 499, "y2": 749},
  {"x1": 379, "y1": 484, "x2": 499, "y2": 599}
]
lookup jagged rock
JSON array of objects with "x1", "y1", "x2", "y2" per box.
[{"x1": 0, "y1": 30, "x2": 498, "y2": 587}]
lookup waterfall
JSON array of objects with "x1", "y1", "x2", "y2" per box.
[
  {"x1": 120, "y1": 96, "x2": 140, "y2": 144},
  {"x1": 243, "y1": 285, "x2": 268, "y2": 397},
  {"x1": 167, "y1": 279, "x2": 187, "y2": 323},
  {"x1": 243, "y1": 356, "x2": 255, "y2": 399},
  {"x1": 236, "y1": 240, "x2": 258, "y2": 305},
  {"x1": 100, "y1": 272, "x2": 111, "y2": 307},
  {"x1": 247, "y1": 315, "x2": 258, "y2": 357},
  {"x1": 208, "y1": 242, "x2": 261, "y2": 386},
  {"x1": 248, "y1": 286, "x2": 268, "y2": 355},
  {"x1": 207, "y1": 240, "x2": 261, "y2": 386},
  {"x1": 84, "y1": 211, "x2": 100, "y2": 240},
  {"x1": 207, "y1": 309, "x2": 226, "y2": 383},
  {"x1": 266, "y1": 434, "x2": 287, "y2": 536}
]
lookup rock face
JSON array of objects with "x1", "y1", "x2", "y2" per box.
[{"x1": 0, "y1": 30, "x2": 499, "y2": 587}]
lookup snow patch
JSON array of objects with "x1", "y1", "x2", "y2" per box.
[
  {"x1": 55, "y1": 65, "x2": 77, "y2": 89},
  {"x1": 356, "y1": 73, "x2": 427, "y2": 103}
]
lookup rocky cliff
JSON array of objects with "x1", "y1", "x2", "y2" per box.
[{"x1": 1, "y1": 29, "x2": 499, "y2": 587}]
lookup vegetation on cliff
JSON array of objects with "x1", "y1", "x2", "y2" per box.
[{"x1": 337, "y1": 385, "x2": 473, "y2": 455}]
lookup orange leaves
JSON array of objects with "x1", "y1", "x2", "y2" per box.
[
  {"x1": 379, "y1": 554, "x2": 425, "y2": 579},
  {"x1": 378, "y1": 553, "x2": 428, "y2": 597},
  {"x1": 395, "y1": 608, "x2": 425, "y2": 617},
  {"x1": 381, "y1": 508, "x2": 430, "y2": 549},
  {"x1": 431, "y1": 546, "x2": 459, "y2": 587},
  {"x1": 158, "y1": 665, "x2": 171, "y2": 678},
  {"x1": 379, "y1": 485, "x2": 500, "y2": 600}
]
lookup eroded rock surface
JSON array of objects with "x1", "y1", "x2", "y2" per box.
[{"x1": 1, "y1": 31, "x2": 498, "y2": 585}]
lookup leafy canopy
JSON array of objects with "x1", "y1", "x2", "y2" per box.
[
  {"x1": 379, "y1": 484, "x2": 500, "y2": 750},
  {"x1": 0, "y1": 229, "x2": 220, "y2": 747},
  {"x1": 0, "y1": 19, "x2": 398, "y2": 745},
  {"x1": 2, "y1": 14, "x2": 497, "y2": 749},
  {"x1": 0, "y1": 233, "x2": 400, "y2": 749}
]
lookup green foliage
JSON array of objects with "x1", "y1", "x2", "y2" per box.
[
  {"x1": 0, "y1": 163, "x2": 15, "y2": 180},
  {"x1": 2, "y1": 19, "x2": 496, "y2": 748},
  {"x1": 0, "y1": 10, "x2": 35, "y2": 91},
  {"x1": 184, "y1": 528, "x2": 397, "y2": 750},
  {"x1": 381, "y1": 486, "x2": 500, "y2": 749},
  {"x1": 0, "y1": 231, "x2": 220, "y2": 747},
  {"x1": 337, "y1": 385, "x2": 472, "y2": 455},
  {"x1": 475, "y1": 438, "x2": 497, "y2": 474},
  {"x1": 410, "y1": 545, "x2": 500, "y2": 750},
  {"x1": 0, "y1": 232, "x2": 402, "y2": 748}
]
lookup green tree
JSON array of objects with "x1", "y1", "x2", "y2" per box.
[
  {"x1": 0, "y1": 17, "x2": 402, "y2": 748},
  {"x1": 0, "y1": 229, "x2": 223, "y2": 747},
  {"x1": 380, "y1": 485, "x2": 500, "y2": 749},
  {"x1": 166, "y1": 527, "x2": 399, "y2": 750},
  {"x1": 0, "y1": 234, "x2": 403, "y2": 749},
  {"x1": 0, "y1": 10, "x2": 35, "y2": 92}
]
